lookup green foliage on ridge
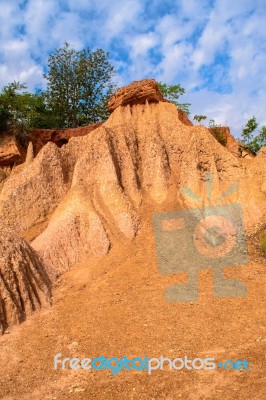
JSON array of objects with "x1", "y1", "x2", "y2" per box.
[
  {"x1": 241, "y1": 117, "x2": 266, "y2": 153},
  {"x1": 0, "y1": 82, "x2": 56, "y2": 145},
  {"x1": 208, "y1": 119, "x2": 226, "y2": 147},
  {"x1": 157, "y1": 82, "x2": 191, "y2": 115}
]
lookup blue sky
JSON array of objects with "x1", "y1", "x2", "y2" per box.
[{"x1": 0, "y1": 0, "x2": 265, "y2": 136}]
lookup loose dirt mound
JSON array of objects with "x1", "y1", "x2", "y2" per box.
[
  {"x1": 0, "y1": 222, "x2": 265, "y2": 399},
  {"x1": 0, "y1": 229, "x2": 51, "y2": 334}
]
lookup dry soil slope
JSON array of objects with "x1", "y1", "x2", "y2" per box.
[
  {"x1": 34, "y1": 100, "x2": 266, "y2": 277},
  {"x1": 0, "y1": 229, "x2": 51, "y2": 334},
  {"x1": 0, "y1": 80, "x2": 265, "y2": 281}
]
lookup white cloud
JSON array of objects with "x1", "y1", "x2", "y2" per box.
[{"x1": 0, "y1": 0, "x2": 265, "y2": 135}]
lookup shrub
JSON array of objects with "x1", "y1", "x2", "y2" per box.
[
  {"x1": 211, "y1": 127, "x2": 226, "y2": 146},
  {"x1": 208, "y1": 119, "x2": 227, "y2": 147}
]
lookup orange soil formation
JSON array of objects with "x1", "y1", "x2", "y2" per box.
[
  {"x1": 0, "y1": 229, "x2": 51, "y2": 334},
  {"x1": 0, "y1": 79, "x2": 265, "y2": 399}
]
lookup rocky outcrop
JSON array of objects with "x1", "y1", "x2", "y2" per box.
[
  {"x1": 0, "y1": 79, "x2": 265, "y2": 282},
  {"x1": 0, "y1": 123, "x2": 102, "y2": 170},
  {"x1": 0, "y1": 134, "x2": 25, "y2": 167},
  {"x1": 31, "y1": 123, "x2": 103, "y2": 155},
  {"x1": 0, "y1": 229, "x2": 51, "y2": 334},
  {"x1": 108, "y1": 78, "x2": 164, "y2": 112},
  {"x1": 108, "y1": 78, "x2": 193, "y2": 125}
]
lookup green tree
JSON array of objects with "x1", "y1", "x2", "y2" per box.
[
  {"x1": 240, "y1": 117, "x2": 266, "y2": 153},
  {"x1": 241, "y1": 116, "x2": 258, "y2": 144},
  {"x1": 0, "y1": 82, "x2": 32, "y2": 144},
  {"x1": 23, "y1": 90, "x2": 60, "y2": 129},
  {"x1": 44, "y1": 42, "x2": 116, "y2": 128},
  {"x1": 0, "y1": 82, "x2": 57, "y2": 144},
  {"x1": 245, "y1": 125, "x2": 266, "y2": 153},
  {"x1": 0, "y1": 104, "x2": 11, "y2": 132},
  {"x1": 193, "y1": 115, "x2": 207, "y2": 124},
  {"x1": 257, "y1": 126, "x2": 266, "y2": 148},
  {"x1": 0, "y1": 82, "x2": 23, "y2": 132},
  {"x1": 157, "y1": 82, "x2": 191, "y2": 115}
]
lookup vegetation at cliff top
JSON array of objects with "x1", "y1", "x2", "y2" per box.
[
  {"x1": 44, "y1": 42, "x2": 116, "y2": 128},
  {"x1": 157, "y1": 82, "x2": 191, "y2": 115},
  {"x1": 0, "y1": 42, "x2": 116, "y2": 139},
  {"x1": 208, "y1": 119, "x2": 227, "y2": 147},
  {"x1": 0, "y1": 43, "x2": 265, "y2": 154},
  {"x1": 193, "y1": 115, "x2": 207, "y2": 124},
  {"x1": 0, "y1": 82, "x2": 54, "y2": 145},
  {"x1": 240, "y1": 116, "x2": 266, "y2": 153}
]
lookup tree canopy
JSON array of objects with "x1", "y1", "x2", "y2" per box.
[
  {"x1": 193, "y1": 115, "x2": 207, "y2": 124},
  {"x1": 241, "y1": 117, "x2": 266, "y2": 153},
  {"x1": 241, "y1": 116, "x2": 258, "y2": 144},
  {"x1": 0, "y1": 43, "x2": 117, "y2": 143},
  {"x1": 157, "y1": 82, "x2": 191, "y2": 115},
  {"x1": 0, "y1": 82, "x2": 55, "y2": 144},
  {"x1": 44, "y1": 42, "x2": 116, "y2": 128}
]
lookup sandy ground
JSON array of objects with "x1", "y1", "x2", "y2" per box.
[{"x1": 0, "y1": 219, "x2": 265, "y2": 400}]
